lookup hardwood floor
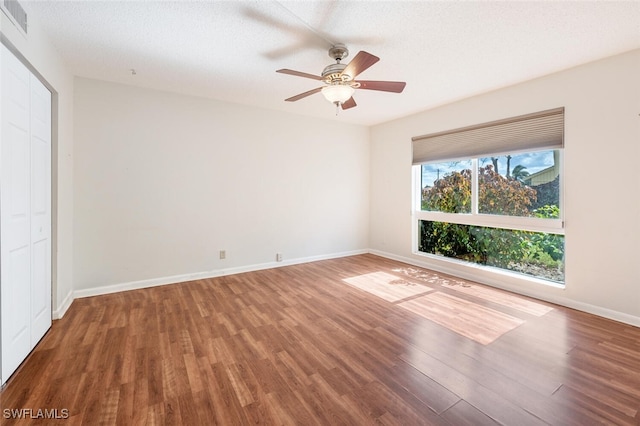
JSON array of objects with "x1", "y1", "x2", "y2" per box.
[{"x1": 2, "y1": 254, "x2": 639, "y2": 425}]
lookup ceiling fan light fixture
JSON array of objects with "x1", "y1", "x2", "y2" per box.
[
  {"x1": 321, "y1": 84, "x2": 354, "y2": 104},
  {"x1": 278, "y1": 46, "x2": 405, "y2": 110}
]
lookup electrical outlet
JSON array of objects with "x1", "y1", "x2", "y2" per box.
[
  {"x1": 219, "y1": 250, "x2": 226, "y2": 260},
  {"x1": 276, "y1": 253, "x2": 283, "y2": 262}
]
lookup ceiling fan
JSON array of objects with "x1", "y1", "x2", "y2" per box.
[{"x1": 276, "y1": 44, "x2": 406, "y2": 111}]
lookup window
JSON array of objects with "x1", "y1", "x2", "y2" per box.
[{"x1": 412, "y1": 109, "x2": 565, "y2": 285}]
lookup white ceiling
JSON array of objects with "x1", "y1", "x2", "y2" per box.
[{"x1": 23, "y1": 0, "x2": 640, "y2": 126}]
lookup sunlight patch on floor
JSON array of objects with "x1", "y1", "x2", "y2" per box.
[
  {"x1": 342, "y1": 271, "x2": 432, "y2": 302},
  {"x1": 391, "y1": 267, "x2": 457, "y2": 285},
  {"x1": 399, "y1": 292, "x2": 525, "y2": 345},
  {"x1": 441, "y1": 282, "x2": 554, "y2": 317}
]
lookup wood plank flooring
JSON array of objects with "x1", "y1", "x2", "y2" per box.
[
  {"x1": 398, "y1": 292, "x2": 525, "y2": 345},
  {"x1": 2, "y1": 254, "x2": 639, "y2": 425}
]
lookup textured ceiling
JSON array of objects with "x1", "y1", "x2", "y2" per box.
[{"x1": 22, "y1": 0, "x2": 640, "y2": 126}]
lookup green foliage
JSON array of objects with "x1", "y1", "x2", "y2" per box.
[
  {"x1": 472, "y1": 227, "x2": 526, "y2": 268},
  {"x1": 530, "y1": 204, "x2": 563, "y2": 261},
  {"x1": 478, "y1": 165, "x2": 537, "y2": 216},
  {"x1": 423, "y1": 165, "x2": 537, "y2": 216},
  {"x1": 422, "y1": 169, "x2": 471, "y2": 213},
  {"x1": 419, "y1": 221, "x2": 484, "y2": 263},
  {"x1": 521, "y1": 239, "x2": 562, "y2": 268},
  {"x1": 419, "y1": 164, "x2": 564, "y2": 281},
  {"x1": 511, "y1": 165, "x2": 530, "y2": 182},
  {"x1": 533, "y1": 234, "x2": 564, "y2": 262},
  {"x1": 420, "y1": 220, "x2": 564, "y2": 280},
  {"x1": 533, "y1": 204, "x2": 559, "y2": 219}
]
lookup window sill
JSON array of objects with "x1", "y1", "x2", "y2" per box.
[{"x1": 412, "y1": 250, "x2": 566, "y2": 289}]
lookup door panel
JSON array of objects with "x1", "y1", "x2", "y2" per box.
[
  {"x1": 29, "y1": 73, "x2": 52, "y2": 345},
  {"x1": 7, "y1": 247, "x2": 31, "y2": 348},
  {"x1": 31, "y1": 240, "x2": 50, "y2": 341},
  {"x1": 1, "y1": 45, "x2": 32, "y2": 384},
  {"x1": 9, "y1": 126, "x2": 29, "y2": 218}
]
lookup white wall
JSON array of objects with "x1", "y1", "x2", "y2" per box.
[
  {"x1": 370, "y1": 49, "x2": 640, "y2": 325},
  {"x1": 73, "y1": 78, "x2": 370, "y2": 293},
  {"x1": 1, "y1": 11, "x2": 75, "y2": 318}
]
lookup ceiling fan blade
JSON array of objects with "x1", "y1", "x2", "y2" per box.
[
  {"x1": 357, "y1": 80, "x2": 406, "y2": 93},
  {"x1": 265, "y1": 40, "x2": 326, "y2": 60},
  {"x1": 242, "y1": 8, "x2": 301, "y2": 35},
  {"x1": 342, "y1": 51, "x2": 379, "y2": 79},
  {"x1": 285, "y1": 87, "x2": 323, "y2": 102},
  {"x1": 341, "y1": 97, "x2": 357, "y2": 110},
  {"x1": 277, "y1": 69, "x2": 324, "y2": 81}
]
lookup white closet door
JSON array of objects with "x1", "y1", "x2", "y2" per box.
[
  {"x1": 1, "y1": 44, "x2": 52, "y2": 385},
  {"x1": 1, "y1": 44, "x2": 32, "y2": 384}
]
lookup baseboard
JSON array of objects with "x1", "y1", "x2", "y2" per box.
[
  {"x1": 369, "y1": 249, "x2": 640, "y2": 328},
  {"x1": 52, "y1": 290, "x2": 73, "y2": 320},
  {"x1": 73, "y1": 249, "x2": 368, "y2": 300}
]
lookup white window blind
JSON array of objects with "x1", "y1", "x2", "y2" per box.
[{"x1": 412, "y1": 107, "x2": 564, "y2": 165}]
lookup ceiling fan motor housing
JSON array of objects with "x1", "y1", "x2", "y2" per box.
[
  {"x1": 328, "y1": 43, "x2": 349, "y2": 61},
  {"x1": 322, "y1": 63, "x2": 350, "y2": 82},
  {"x1": 323, "y1": 44, "x2": 354, "y2": 84}
]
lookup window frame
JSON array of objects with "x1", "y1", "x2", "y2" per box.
[{"x1": 412, "y1": 148, "x2": 565, "y2": 255}]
